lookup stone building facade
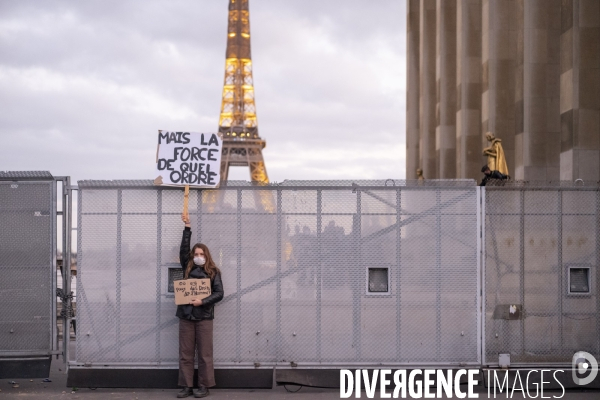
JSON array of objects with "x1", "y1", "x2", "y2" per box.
[{"x1": 406, "y1": 0, "x2": 600, "y2": 182}]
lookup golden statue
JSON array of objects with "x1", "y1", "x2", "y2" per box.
[{"x1": 483, "y1": 132, "x2": 509, "y2": 176}]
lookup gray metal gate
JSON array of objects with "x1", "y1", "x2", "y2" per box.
[
  {"x1": 0, "y1": 172, "x2": 56, "y2": 364},
  {"x1": 73, "y1": 179, "x2": 480, "y2": 368},
  {"x1": 484, "y1": 183, "x2": 600, "y2": 365}
]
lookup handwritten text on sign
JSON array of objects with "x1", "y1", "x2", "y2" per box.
[
  {"x1": 156, "y1": 131, "x2": 223, "y2": 187},
  {"x1": 173, "y1": 278, "x2": 211, "y2": 305}
]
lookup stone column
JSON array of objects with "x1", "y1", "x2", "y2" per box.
[
  {"x1": 456, "y1": 0, "x2": 482, "y2": 180},
  {"x1": 521, "y1": 0, "x2": 561, "y2": 180},
  {"x1": 419, "y1": 0, "x2": 438, "y2": 178},
  {"x1": 406, "y1": 0, "x2": 421, "y2": 180},
  {"x1": 436, "y1": 0, "x2": 457, "y2": 179},
  {"x1": 514, "y1": 0, "x2": 525, "y2": 178},
  {"x1": 560, "y1": 0, "x2": 600, "y2": 181},
  {"x1": 481, "y1": 0, "x2": 518, "y2": 177}
]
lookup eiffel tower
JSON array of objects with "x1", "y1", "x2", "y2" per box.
[{"x1": 218, "y1": 0, "x2": 269, "y2": 184}]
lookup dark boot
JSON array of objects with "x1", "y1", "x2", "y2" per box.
[
  {"x1": 177, "y1": 387, "x2": 194, "y2": 398},
  {"x1": 194, "y1": 386, "x2": 210, "y2": 398}
]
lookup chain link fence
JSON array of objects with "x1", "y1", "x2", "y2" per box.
[
  {"x1": 484, "y1": 184, "x2": 600, "y2": 365},
  {"x1": 0, "y1": 172, "x2": 56, "y2": 357},
  {"x1": 72, "y1": 179, "x2": 600, "y2": 368},
  {"x1": 2, "y1": 173, "x2": 597, "y2": 370},
  {"x1": 75, "y1": 180, "x2": 481, "y2": 367}
]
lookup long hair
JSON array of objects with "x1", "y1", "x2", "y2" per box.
[{"x1": 184, "y1": 243, "x2": 220, "y2": 279}]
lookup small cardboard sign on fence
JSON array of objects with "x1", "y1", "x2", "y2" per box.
[{"x1": 173, "y1": 279, "x2": 211, "y2": 305}]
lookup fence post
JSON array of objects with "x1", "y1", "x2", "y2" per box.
[
  {"x1": 316, "y1": 189, "x2": 322, "y2": 362},
  {"x1": 435, "y1": 189, "x2": 441, "y2": 360},
  {"x1": 58, "y1": 178, "x2": 66, "y2": 362},
  {"x1": 395, "y1": 187, "x2": 402, "y2": 360},
  {"x1": 236, "y1": 189, "x2": 242, "y2": 362},
  {"x1": 478, "y1": 186, "x2": 484, "y2": 365},
  {"x1": 276, "y1": 188, "x2": 282, "y2": 362},
  {"x1": 558, "y1": 189, "x2": 563, "y2": 350},
  {"x1": 52, "y1": 179, "x2": 58, "y2": 355},
  {"x1": 519, "y1": 189, "x2": 525, "y2": 357},
  {"x1": 76, "y1": 186, "x2": 82, "y2": 360},
  {"x1": 155, "y1": 189, "x2": 162, "y2": 362},
  {"x1": 116, "y1": 189, "x2": 122, "y2": 361},
  {"x1": 63, "y1": 177, "x2": 73, "y2": 366},
  {"x1": 353, "y1": 188, "x2": 362, "y2": 360}
]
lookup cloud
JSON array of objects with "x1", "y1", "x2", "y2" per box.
[{"x1": 0, "y1": 0, "x2": 406, "y2": 182}]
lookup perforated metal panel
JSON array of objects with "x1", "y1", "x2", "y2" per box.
[
  {"x1": 0, "y1": 181, "x2": 55, "y2": 355},
  {"x1": 484, "y1": 187, "x2": 600, "y2": 364},
  {"x1": 75, "y1": 180, "x2": 480, "y2": 367}
]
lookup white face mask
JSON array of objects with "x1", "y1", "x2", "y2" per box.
[{"x1": 193, "y1": 256, "x2": 206, "y2": 266}]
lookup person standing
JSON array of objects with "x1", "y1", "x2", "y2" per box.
[{"x1": 176, "y1": 213, "x2": 224, "y2": 398}]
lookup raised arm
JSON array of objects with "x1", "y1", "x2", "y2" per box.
[{"x1": 180, "y1": 213, "x2": 191, "y2": 269}]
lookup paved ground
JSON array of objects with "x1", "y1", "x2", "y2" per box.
[
  {"x1": 2, "y1": 341, "x2": 599, "y2": 399},
  {"x1": 4, "y1": 362, "x2": 600, "y2": 399}
]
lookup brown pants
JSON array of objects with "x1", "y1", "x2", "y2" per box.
[{"x1": 178, "y1": 319, "x2": 215, "y2": 388}]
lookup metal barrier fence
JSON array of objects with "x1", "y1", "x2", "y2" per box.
[
  {"x1": 74, "y1": 180, "x2": 481, "y2": 368},
  {"x1": 484, "y1": 183, "x2": 600, "y2": 365},
  {"x1": 3, "y1": 173, "x2": 599, "y2": 376},
  {"x1": 71, "y1": 179, "x2": 600, "y2": 369},
  {"x1": 0, "y1": 172, "x2": 56, "y2": 361}
]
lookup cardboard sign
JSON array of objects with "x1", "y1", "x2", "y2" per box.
[
  {"x1": 155, "y1": 131, "x2": 223, "y2": 188},
  {"x1": 173, "y1": 278, "x2": 211, "y2": 305}
]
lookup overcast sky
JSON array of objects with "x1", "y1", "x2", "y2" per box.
[{"x1": 0, "y1": 0, "x2": 406, "y2": 183}]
